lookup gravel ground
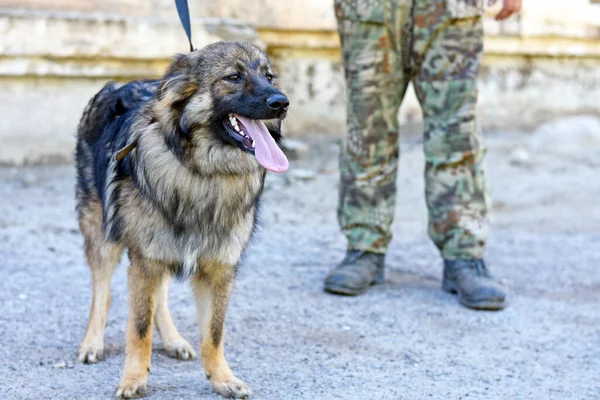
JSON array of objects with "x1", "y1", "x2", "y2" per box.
[{"x1": 1, "y1": 123, "x2": 599, "y2": 400}]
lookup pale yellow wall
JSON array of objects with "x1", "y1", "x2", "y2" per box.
[
  {"x1": 203, "y1": 0, "x2": 600, "y2": 54},
  {"x1": 1, "y1": 0, "x2": 599, "y2": 164},
  {"x1": 0, "y1": 3, "x2": 259, "y2": 164},
  {"x1": 0, "y1": 0, "x2": 176, "y2": 17},
  {"x1": 212, "y1": 0, "x2": 600, "y2": 135}
]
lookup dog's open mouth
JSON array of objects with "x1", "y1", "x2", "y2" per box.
[
  {"x1": 225, "y1": 114, "x2": 255, "y2": 152},
  {"x1": 223, "y1": 114, "x2": 289, "y2": 173}
]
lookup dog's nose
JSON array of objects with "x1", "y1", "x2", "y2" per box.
[{"x1": 266, "y1": 94, "x2": 289, "y2": 112}]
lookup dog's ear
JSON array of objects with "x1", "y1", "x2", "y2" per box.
[{"x1": 157, "y1": 54, "x2": 199, "y2": 106}]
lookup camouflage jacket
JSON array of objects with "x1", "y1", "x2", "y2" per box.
[
  {"x1": 339, "y1": 0, "x2": 487, "y2": 21},
  {"x1": 446, "y1": 0, "x2": 487, "y2": 18}
]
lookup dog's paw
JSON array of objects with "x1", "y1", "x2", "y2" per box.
[
  {"x1": 164, "y1": 338, "x2": 196, "y2": 361},
  {"x1": 115, "y1": 376, "x2": 147, "y2": 399},
  {"x1": 77, "y1": 342, "x2": 104, "y2": 364},
  {"x1": 211, "y1": 377, "x2": 252, "y2": 399}
]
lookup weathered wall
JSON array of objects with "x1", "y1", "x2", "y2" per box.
[
  {"x1": 1, "y1": 0, "x2": 599, "y2": 164},
  {"x1": 0, "y1": 4, "x2": 260, "y2": 165},
  {"x1": 201, "y1": 0, "x2": 600, "y2": 136}
]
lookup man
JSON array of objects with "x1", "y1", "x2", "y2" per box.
[{"x1": 324, "y1": 0, "x2": 522, "y2": 310}]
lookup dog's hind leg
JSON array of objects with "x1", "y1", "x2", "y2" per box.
[
  {"x1": 154, "y1": 274, "x2": 196, "y2": 360},
  {"x1": 194, "y1": 264, "x2": 252, "y2": 399},
  {"x1": 78, "y1": 200, "x2": 123, "y2": 364},
  {"x1": 116, "y1": 252, "x2": 162, "y2": 399}
]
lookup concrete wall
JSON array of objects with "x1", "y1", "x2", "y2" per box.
[
  {"x1": 0, "y1": 5, "x2": 260, "y2": 165},
  {"x1": 1, "y1": 0, "x2": 600, "y2": 164},
  {"x1": 201, "y1": 0, "x2": 600, "y2": 136}
]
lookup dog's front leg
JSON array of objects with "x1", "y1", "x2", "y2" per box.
[
  {"x1": 116, "y1": 253, "x2": 162, "y2": 399},
  {"x1": 155, "y1": 273, "x2": 196, "y2": 360},
  {"x1": 194, "y1": 264, "x2": 251, "y2": 399}
]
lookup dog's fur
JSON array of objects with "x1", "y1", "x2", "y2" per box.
[{"x1": 75, "y1": 41, "x2": 288, "y2": 399}]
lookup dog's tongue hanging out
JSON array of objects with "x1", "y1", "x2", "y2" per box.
[{"x1": 234, "y1": 115, "x2": 289, "y2": 173}]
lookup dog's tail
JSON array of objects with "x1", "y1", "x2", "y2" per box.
[
  {"x1": 75, "y1": 82, "x2": 123, "y2": 214},
  {"x1": 77, "y1": 82, "x2": 123, "y2": 145},
  {"x1": 74, "y1": 80, "x2": 159, "y2": 235},
  {"x1": 77, "y1": 80, "x2": 159, "y2": 144}
]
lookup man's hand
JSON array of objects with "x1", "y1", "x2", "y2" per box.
[{"x1": 493, "y1": 0, "x2": 522, "y2": 21}]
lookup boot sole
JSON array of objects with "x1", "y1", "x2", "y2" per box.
[
  {"x1": 324, "y1": 272, "x2": 385, "y2": 297},
  {"x1": 324, "y1": 285, "x2": 367, "y2": 296},
  {"x1": 442, "y1": 280, "x2": 505, "y2": 311}
]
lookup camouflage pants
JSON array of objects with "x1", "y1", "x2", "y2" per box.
[{"x1": 336, "y1": 0, "x2": 491, "y2": 260}]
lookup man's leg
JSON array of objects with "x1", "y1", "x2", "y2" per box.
[
  {"x1": 325, "y1": 0, "x2": 408, "y2": 296},
  {"x1": 411, "y1": 0, "x2": 505, "y2": 309}
]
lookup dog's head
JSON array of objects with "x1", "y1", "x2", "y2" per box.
[{"x1": 154, "y1": 41, "x2": 289, "y2": 173}]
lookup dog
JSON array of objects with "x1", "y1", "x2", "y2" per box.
[{"x1": 74, "y1": 41, "x2": 289, "y2": 399}]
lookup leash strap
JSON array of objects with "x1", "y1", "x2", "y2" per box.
[
  {"x1": 114, "y1": 138, "x2": 139, "y2": 162},
  {"x1": 175, "y1": 0, "x2": 195, "y2": 52}
]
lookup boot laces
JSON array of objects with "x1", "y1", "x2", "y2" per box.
[{"x1": 467, "y1": 260, "x2": 488, "y2": 277}]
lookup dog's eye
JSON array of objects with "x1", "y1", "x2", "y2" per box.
[
  {"x1": 225, "y1": 74, "x2": 241, "y2": 82},
  {"x1": 266, "y1": 73, "x2": 274, "y2": 82}
]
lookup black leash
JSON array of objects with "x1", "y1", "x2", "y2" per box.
[{"x1": 174, "y1": 0, "x2": 195, "y2": 52}]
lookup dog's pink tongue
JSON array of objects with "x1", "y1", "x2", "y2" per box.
[{"x1": 234, "y1": 115, "x2": 289, "y2": 173}]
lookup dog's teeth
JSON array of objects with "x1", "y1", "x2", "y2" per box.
[
  {"x1": 251, "y1": 141, "x2": 256, "y2": 148},
  {"x1": 234, "y1": 125, "x2": 241, "y2": 132}
]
